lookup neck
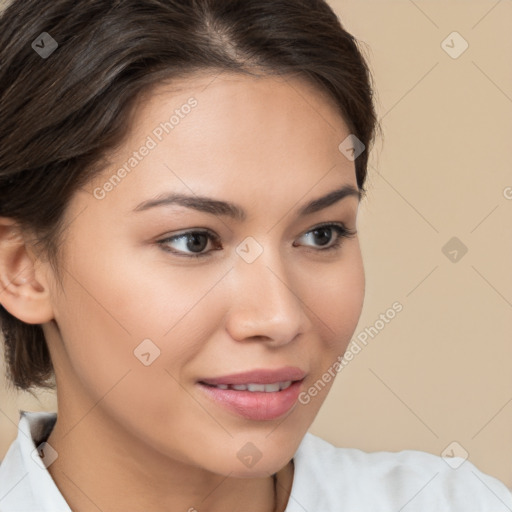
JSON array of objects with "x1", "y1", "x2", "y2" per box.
[{"x1": 45, "y1": 407, "x2": 294, "y2": 512}]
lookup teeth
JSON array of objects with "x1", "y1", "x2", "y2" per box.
[
  {"x1": 248, "y1": 383, "x2": 278, "y2": 392},
  {"x1": 208, "y1": 381, "x2": 293, "y2": 392}
]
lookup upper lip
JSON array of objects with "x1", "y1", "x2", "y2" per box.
[{"x1": 199, "y1": 366, "x2": 307, "y2": 386}]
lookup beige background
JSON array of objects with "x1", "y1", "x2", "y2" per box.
[{"x1": 1, "y1": 0, "x2": 511, "y2": 489}]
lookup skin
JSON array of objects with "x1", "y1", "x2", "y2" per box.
[{"x1": 0, "y1": 72, "x2": 365, "y2": 512}]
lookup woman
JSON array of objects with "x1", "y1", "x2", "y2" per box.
[{"x1": 0, "y1": 0, "x2": 510, "y2": 511}]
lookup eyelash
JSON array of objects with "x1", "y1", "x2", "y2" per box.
[{"x1": 156, "y1": 222, "x2": 357, "y2": 259}]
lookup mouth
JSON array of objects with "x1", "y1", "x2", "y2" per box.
[
  {"x1": 197, "y1": 373, "x2": 306, "y2": 421},
  {"x1": 199, "y1": 380, "x2": 295, "y2": 392}
]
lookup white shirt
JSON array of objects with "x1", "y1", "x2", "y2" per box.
[{"x1": 1, "y1": 410, "x2": 511, "y2": 511}]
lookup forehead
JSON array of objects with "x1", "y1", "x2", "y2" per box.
[
  {"x1": 84, "y1": 72, "x2": 357, "y2": 213},
  {"x1": 124, "y1": 70, "x2": 351, "y2": 158}
]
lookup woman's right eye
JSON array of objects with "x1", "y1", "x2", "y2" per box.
[{"x1": 157, "y1": 230, "x2": 221, "y2": 259}]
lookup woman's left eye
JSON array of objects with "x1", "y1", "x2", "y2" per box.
[
  {"x1": 156, "y1": 223, "x2": 356, "y2": 259},
  {"x1": 294, "y1": 222, "x2": 357, "y2": 252}
]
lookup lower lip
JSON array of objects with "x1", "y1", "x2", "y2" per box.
[{"x1": 197, "y1": 380, "x2": 304, "y2": 421}]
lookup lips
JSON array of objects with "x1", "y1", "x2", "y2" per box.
[
  {"x1": 197, "y1": 379, "x2": 305, "y2": 420},
  {"x1": 197, "y1": 366, "x2": 307, "y2": 420},
  {"x1": 198, "y1": 366, "x2": 307, "y2": 386}
]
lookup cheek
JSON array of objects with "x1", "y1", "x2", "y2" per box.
[
  {"x1": 50, "y1": 245, "x2": 229, "y2": 393},
  {"x1": 303, "y1": 241, "x2": 365, "y2": 350}
]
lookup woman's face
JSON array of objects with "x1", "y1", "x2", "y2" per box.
[{"x1": 42, "y1": 72, "x2": 365, "y2": 477}]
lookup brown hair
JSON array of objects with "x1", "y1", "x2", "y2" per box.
[{"x1": 0, "y1": 0, "x2": 381, "y2": 391}]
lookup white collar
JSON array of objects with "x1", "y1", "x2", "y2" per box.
[{"x1": 0, "y1": 410, "x2": 71, "y2": 512}]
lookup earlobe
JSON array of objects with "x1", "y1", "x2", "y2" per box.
[{"x1": 0, "y1": 218, "x2": 55, "y2": 324}]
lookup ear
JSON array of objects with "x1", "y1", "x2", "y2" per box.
[{"x1": 0, "y1": 217, "x2": 55, "y2": 324}]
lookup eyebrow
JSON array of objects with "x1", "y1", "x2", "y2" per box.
[{"x1": 133, "y1": 184, "x2": 361, "y2": 221}]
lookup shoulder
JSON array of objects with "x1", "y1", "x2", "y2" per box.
[{"x1": 289, "y1": 432, "x2": 512, "y2": 511}]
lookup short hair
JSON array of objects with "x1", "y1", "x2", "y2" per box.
[{"x1": 0, "y1": 0, "x2": 380, "y2": 390}]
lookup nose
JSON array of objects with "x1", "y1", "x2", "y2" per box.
[{"x1": 224, "y1": 249, "x2": 312, "y2": 346}]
